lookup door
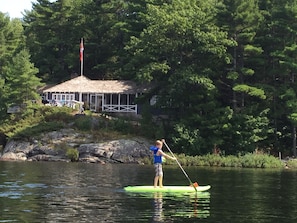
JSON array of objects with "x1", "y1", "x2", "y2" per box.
[{"x1": 90, "y1": 94, "x2": 103, "y2": 112}]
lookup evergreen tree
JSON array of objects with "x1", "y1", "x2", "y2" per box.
[
  {"x1": 81, "y1": 0, "x2": 147, "y2": 79},
  {"x1": 3, "y1": 49, "x2": 42, "y2": 106},
  {"x1": 23, "y1": 0, "x2": 87, "y2": 83},
  {"x1": 125, "y1": 0, "x2": 234, "y2": 154},
  {"x1": 257, "y1": 0, "x2": 297, "y2": 156},
  {"x1": 0, "y1": 13, "x2": 28, "y2": 118},
  {"x1": 23, "y1": 0, "x2": 146, "y2": 81},
  {"x1": 16, "y1": 0, "x2": 297, "y2": 155},
  {"x1": 213, "y1": 0, "x2": 274, "y2": 153}
]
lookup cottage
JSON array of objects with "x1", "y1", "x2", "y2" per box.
[{"x1": 43, "y1": 76, "x2": 150, "y2": 114}]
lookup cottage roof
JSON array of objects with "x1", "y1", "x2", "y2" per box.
[{"x1": 43, "y1": 76, "x2": 149, "y2": 94}]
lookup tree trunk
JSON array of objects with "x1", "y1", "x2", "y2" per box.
[{"x1": 292, "y1": 125, "x2": 297, "y2": 157}]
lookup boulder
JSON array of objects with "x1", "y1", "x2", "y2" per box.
[{"x1": 0, "y1": 129, "x2": 152, "y2": 164}]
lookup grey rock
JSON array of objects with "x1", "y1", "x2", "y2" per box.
[{"x1": 0, "y1": 128, "x2": 152, "y2": 164}]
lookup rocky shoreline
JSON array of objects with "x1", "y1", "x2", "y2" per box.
[{"x1": 0, "y1": 128, "x2": 152, "y2": 164}]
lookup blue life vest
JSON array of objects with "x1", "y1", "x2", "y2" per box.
[{"x1": 150, "y1": 146, "x2": 162, "y2": 164}]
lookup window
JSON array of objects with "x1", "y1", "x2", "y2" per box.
[
  {"x1": 105, "y1": 94, "x2": 111, "y2": 104},
  {"x1": 129, "y1": 94, "x2": 136, "y2": 105},
  {"x1": 112, "y1": 94, "x2": 118, "y2": 104},
  {"x1": 52, "y1": 93, "x2": 75, "y2": 102},
  {"x1": 120, "y1": 94, "x2": 128, "y2": 105}
]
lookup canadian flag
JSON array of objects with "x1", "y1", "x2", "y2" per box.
[{"x1": 80, "y1": 39, "x2": 84, "y2": 61}]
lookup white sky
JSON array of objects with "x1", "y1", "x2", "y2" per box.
[{"x1": 0, "y1": 0, "x2": 37, "y2": 18}]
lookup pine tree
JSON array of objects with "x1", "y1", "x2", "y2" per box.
[
  {"x1": 257, "y1": 0, "x2": 297, "y2": 156},
  {"x1": 4, "y1": 50, "x2": 42, "y2": 106},
  {"x1": 125, "y1": 0, "x2": 234, "y2": 154}
]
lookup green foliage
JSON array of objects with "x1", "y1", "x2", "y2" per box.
[
  {"x1": 139, "y1": 103, "x2": 157, "y2": 138},
  {"x1": 141, "y1": 153, "x2": 283, "y2": 168},
  {"x1": 227, "y1": 71, "x2": 239, "y2": 80},
  {"x1": 109, "y1": 118, "x2": 132, "y2": 132},
  {"x1": 233, "y1": 84, "x2": 266, "y2": 99},
  {"x1": 42, "y1": 107, "x2": 74, "y2": 123},
  {"x1": 240, "y1": 68, "x2": 254, "y2": 76},
  {"x1": 172, "y1": 124, "x2": 202, "y2": 155},
  {"x1": 74, "y1": 115, "x2": 92, "y2": 131},
  {"x1": 12, "y1": 121, "x2": 64, "y2": 139},
  {"x1": 217, "y1": 108, "x2": 274, "y2": 154},
  {"x1": 0, "y1": 13, "x2": 41, "y2": 118},
  {"x1": 3, "y1": 0, "x2": 297, "y2": 157},
  {"x1": 244, "y1": 44, "x2": 263, "y2": 55},
  {"x1": 0, "y1": 105, "x2": 73, "y2": 139},
  {"x1": 23, "y1": 0, "x2": 85, "y2": 82},
  {"x1": 3, "y1": 50, "x2": 42, "y2": 106},
  {"x1": 241, "y1": 153, "x2": 283, "y2": 168},
  {"x1": 66, "y1": 148, "x2": 79, "y2": 162},
  {"x1": 72, "y1": 114, "x2": 143, "y2": 137},
  {"x1": 286, "y1": 159, "x2": 297, "y2": 169}
]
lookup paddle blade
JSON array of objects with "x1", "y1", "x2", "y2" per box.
[{"x1": 190, "y1": 182, "x2": 199, "y2": 188}]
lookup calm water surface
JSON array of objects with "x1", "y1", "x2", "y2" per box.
[{"x1": 0, "y1": 161, "x2": 296, "y2": 222}]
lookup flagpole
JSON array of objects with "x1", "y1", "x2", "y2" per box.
[
  {"x1": 79, "y1": 38, "x2": 84, "y2": 113},
  {"x1": 80, "y1": 38, "x2": 84, "y2": 76}
]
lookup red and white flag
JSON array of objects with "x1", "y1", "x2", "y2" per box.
[{"x1": 80, "y1": 38, "x2": 84, "y2": 62}]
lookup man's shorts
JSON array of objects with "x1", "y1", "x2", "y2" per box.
[{"x1": 154, "y1": 163, "x2": 163, "y2": 176}]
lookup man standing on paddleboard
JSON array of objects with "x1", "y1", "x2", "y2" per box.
[{"x1": 150, "y1": 139, "x2": 176, "y2": 188}]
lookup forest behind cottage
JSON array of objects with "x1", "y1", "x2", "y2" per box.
[{"x1": 2, "y1": 0, "x2": 297, "y2": 165}]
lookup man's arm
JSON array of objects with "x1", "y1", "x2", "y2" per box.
[{"x1": 158, "y1": 150, "x2": 176, "y2": 160}]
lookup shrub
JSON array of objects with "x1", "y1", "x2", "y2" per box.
[
  {"x1": 141, "y1": 153, "x2": 283, "y2": 169},
  {"x1": 0, "y1": 106, "x2": 73, "y2": 138},
  {"x1": 66, "y1": 148, "x2": 79, "y2": 162},
  {"x1": 11, "y1": 121, "x2": 64, "y2": 139},
  {"x1": 109, "y1": 118, "x2": 135, "y2": 134},
  {"x1": 286, "y1": 159, "x2": 297, "y2": 169},
  {"x1": 221, "y1": 155, "x2": 241, "y2": 167},
  {"x1": 241, "y1": 153, "x2": 283, "y2": 168},
  {"x1": 43, "y1": 106, "x2": 73, "y2": 123},
  {"x1": 74, "y1": 116, "x2": 92, "y2": 131},
  {"x1": 141, "y1": 156, "x2": 153, "y2": 165}
]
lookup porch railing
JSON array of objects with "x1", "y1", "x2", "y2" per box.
[{"x1": 102, "y1": 104, "x2": 137, "y2": 113}]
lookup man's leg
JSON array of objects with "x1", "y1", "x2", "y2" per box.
[
  {"x1": 154, "y1": 176, "x2": 159, "y2": 188},
  {"x1": 159, "y1": 176, "x2": 163, "y2": 188}
]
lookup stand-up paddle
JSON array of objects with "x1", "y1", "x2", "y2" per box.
[
  {"x1": 163, "y1": 141, "x2": 198, "y2": 192},
  {"x1": 123, "y1": 140, "x2": 211, "y2": 193}
]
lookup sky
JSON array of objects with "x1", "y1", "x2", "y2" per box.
[{"x1": 0, "y1": 0, "x2": 37, "y2": 18}]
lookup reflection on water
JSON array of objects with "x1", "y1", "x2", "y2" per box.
[
  {"x1": 153, "y1": 193, "x2": 164, "y2": 222},
  {"x1": 1, "y1": 162, "x2": 297, "y2": 222},
  {"x1": 152, "y1": 192, "x2": 211, "y2": 221},
  {"x1": 126, "y1": 191, "x2": 211, "y2": 222},
  {"x1": 0, "y1": 162, "x2": 211, "y2": 223}
]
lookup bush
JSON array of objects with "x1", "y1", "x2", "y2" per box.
[
  {"x1": 43, "y1": 106, "x2": 73, "y2": 122},
  {"x1": 0, "y1": 106, "x2": 73, "y2": 139},
  {"x1": 286, "y1": 159, "x2": 297, "y2": 169},
  {"x1": 109, "y1": 118, "x2": 136, "y2": 135},
  {"x1": 66, "y1": 148, "x2": 79, "y2": 162},
  {"x1": 12, "y1": 121, "x2": 64, "y2": 139},
  {"x1": 241, "y1": 153, "x2": 283, "y2": 168},
  {"x1": 74, "y1": 115, "x2": 92, "y2": 131},
  {"x1": 222, "y1": 155, "x2": 242, "y2": 167},
  {"x1": 141, "y1": 153, "x2": 284, "y2": 169}
]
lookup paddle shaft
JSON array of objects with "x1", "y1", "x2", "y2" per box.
[{"x1": 163, "y1": 141, "x2": 198, "y2": 192}]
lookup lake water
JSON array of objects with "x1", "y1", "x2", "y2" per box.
[{"x1": 0, "y1": 161, "x2": 296, "y2": 223}]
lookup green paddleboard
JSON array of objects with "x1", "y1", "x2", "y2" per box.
[{"x1": 124, "y1": 185, "x2": 211, "y2": 193}]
